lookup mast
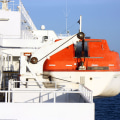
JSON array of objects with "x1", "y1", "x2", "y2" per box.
[
  {"x1": 80, "y1": 16, "x2": 82, "y2": 32},
  {"x1": 65, "y1": 0, "x2": 68, "y2": 35},
  {"x1": 0, "y1": 0, "x2": 10, "y2": 10}
]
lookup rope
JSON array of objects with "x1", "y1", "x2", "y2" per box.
[{"x1": 41, "y1": 74, "x2": 80, "y2": 84}]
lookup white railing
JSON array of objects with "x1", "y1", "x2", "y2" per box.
[
  {"x1": 2, "y1": 53, "x2": 13, "y2": 71},
  {"x1": 7, "y1": 80, "x2": 93, "y2": 103},
  {"x1": 2, "y1": 35, "x2": 21, "y2": 39},
  {"x1": 9, "y1": 80, "x2": 79, "y2": 90},
  {"x1": 0, "y1": 1, "x2": 19, "y2": 11},
  {"x1": 0, "y1": 90, "x2": 93, "y2": 103},
  {"x1": 20, "y1": 1, "x2": 37, "y2": 30},
  {"x1": 79, "y1": 84, "x2": 93, "y2": 103}
]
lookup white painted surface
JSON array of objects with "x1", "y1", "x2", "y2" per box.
[
  {"x1": 44, "y1": 71, "x2": 120, "y2": 96},
  {"x1": 0, "y1": 2, "x2": 95, "y2": 120},
  {"x1": 0, "y1": 10, "x2": 21, "y2": 38},
  {"x1": 0, "y1": 103, "x2": 95, "y2": 120},
  {"x1": 33, "y1": 30, "x2": 58, "y2": 42}
]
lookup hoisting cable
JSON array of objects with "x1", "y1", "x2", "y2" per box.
[
  {"x1": 29, "y1": 32, "x2": 85, "y2": 64},
  {"x1": 37, "y1": 34, "x2": 77, "y2": 63},
  {"x1": 41, "y1": 74, "x2": 80, "y2": 85}
]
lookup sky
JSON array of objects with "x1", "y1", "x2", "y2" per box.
[{"x1": 21, "y1": 0, "x2": 120, "y2": 54}]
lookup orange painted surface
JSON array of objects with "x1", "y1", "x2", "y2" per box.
[{"x1": 43, "y1": 39, "x2": 120, "y2": 71}]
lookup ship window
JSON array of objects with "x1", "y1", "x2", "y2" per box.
[
  {"x1": 42, "y1": 36, "x2": 48, "y2": 42},
  {"x1": 43, "y1": 36, "x2": 48, "y2": 39},
  {"x1": 13, "y1": 56, "x2": 19, "y2": 61},
  {"x1": 0, "y1": 18, "x2": 9, "y2": 21},
  {"x1": 75, "y1": 41, "x2": 88, "y2": 57}
]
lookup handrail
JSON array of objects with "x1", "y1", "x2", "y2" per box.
[
  {"x1": 8, "y1": 79, "x2": 93, "y2": 103},
  {"x1": 2, "y1": 53, "x2": 13, "y2": 71},
  {"x1": 0, "y1": 90, "x2": 93, "y2": 103},
  {"x1": 0, "y1": 1, "x2": 19, "y2": 11},
  {"x1": 9, "y1": 80, "x2": 80, "y2": 90},
  {"x1": 1, "y1": 35, "x2": 21, "y2": 39},
  {"x1": 79, "y1": 84, "x2": 93, "y2": 103},
  {"x1": 20, "y1": 1, "x2": 37, "y2": 30}
]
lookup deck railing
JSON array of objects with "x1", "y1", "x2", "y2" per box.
[
  {"x1": 2, "y1": 53, "x2": 13, "y2": 71},
  {"x1": 79, "y1": 84, "x2": 93, "y2": 103},
  {"x1": 20, "y1": 1, "x2": 37, "y2": 30},
  {"x1": 0, "y1": 89, "x2": 93, "y2": 103},
  {"x1": 5, "y1": 80, "x2": 93, "y2": 103}
]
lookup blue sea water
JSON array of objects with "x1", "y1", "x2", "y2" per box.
[{"x1": 94, "y1": 94, "x2": 120, "y2": 120}]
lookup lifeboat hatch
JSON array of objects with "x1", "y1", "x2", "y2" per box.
[{"x1": 80, "y1": 76, "x2": 85, "y2": 85}]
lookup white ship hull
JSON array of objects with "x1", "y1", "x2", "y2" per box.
[
  {"x1": 44, "y1": 71, "x2": 120, "y2": 97},
  {"x1": 0, "y1": 103, "x2": 94, "y2": 120}
]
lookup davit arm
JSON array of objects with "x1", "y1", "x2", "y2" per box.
[{"x1": 29, "y1": 32, "x2": 85, "y2": 75}]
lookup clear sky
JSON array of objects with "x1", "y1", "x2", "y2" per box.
[{"x1": 22, "y1": 0, "x2": 120, "y2": 54}]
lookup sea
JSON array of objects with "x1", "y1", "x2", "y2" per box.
[{"x1": 94, "y1": 94, "x2": 120, "y2": 120}]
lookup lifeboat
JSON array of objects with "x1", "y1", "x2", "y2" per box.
[{"x1": 43, "y1": 38, "x2": 120, "y2": 97}]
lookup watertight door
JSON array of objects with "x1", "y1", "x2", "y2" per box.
[{"x1": 80, "y1": 76, "x2": 85, "y2": 85}]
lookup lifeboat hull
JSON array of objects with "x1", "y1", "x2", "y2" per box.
[{"x1": 43, "y1": 71, "x2": 120, "y2": 97}]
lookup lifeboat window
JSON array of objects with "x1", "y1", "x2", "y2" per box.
[
  {"x1": 75, "y1": 42, "x2": 88, "y2": 57},
  {"x1": 87, "y1": 66, "x2": 109, "y2": 70}
]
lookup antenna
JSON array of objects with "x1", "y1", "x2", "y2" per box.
[
  {"x1": 77, "y1": 15, "x2": 82, "y2": 32},
  {"x1": 66, "y1": 0, "x2": 68, "y2": 35},
  {"x1": 80, "y1": 15, "x2": 82, "y2": 32}
]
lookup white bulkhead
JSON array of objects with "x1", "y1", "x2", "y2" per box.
[{"x1": 0, "y1": 10, "x2": 21, "y2": 38}]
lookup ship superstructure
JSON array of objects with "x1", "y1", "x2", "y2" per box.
[
  {"x1": 0, "y1": 1, "x2": 95, "y2": 120},
  {"x1": 0, "y1": 0, "x2": 58, "y2": 88}
]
